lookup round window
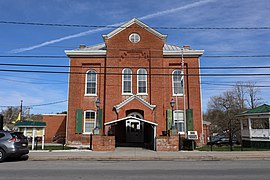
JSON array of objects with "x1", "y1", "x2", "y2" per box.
[{"x1": 129, "y1": 33, "x2": 140, "y2": 43}]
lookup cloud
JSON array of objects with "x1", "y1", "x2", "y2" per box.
[{"x1": 9, "y1": 0, "x2": 216, "y2": 53}]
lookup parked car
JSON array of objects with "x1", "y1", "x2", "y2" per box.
[
  {"x1": 207, "y1": 133, "x2": 238, "y2": 146},
  {"x1": 0, "y1": 130, "x2": 29, "y2": 162}
]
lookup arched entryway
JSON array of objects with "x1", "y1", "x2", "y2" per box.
[{"x1": 104, "y1": 115, "x2": 157, "y2": 150}]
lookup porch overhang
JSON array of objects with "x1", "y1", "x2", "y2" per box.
[{"x1": 104, "y1": 116, "x2": 158, "y2": 126}]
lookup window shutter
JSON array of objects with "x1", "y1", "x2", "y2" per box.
[
  {"x1": 98, "y1": 109, "x2": 103, "y2": 130},
  {"x1": 166, "y1": 109, "x2": 172, "y2": 131},
  {"x1": 75, "y1": 109, "x2": 83, "y2": 133},
  {"x1": 186, "y1": 109, "x2": 194, "y2": 131}
]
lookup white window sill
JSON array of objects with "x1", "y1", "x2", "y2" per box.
[
  {"x1": 137, "y1": 93, "x2": 148, "y2": 96},
  {"x1": 84, "y1": 94, "x2": 97, "y2": 97},
  {"x1": 83, "y1": 132, "x2": 93, "y2": 135},
  {"x1": 173, "y1": 94, "x2": 184, "y2": 97},
  {"x1": 122, "y1": 93, "x2": 133, "y2": 96}
]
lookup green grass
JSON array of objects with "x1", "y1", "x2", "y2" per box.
[
  {"x1": 197, "y1": 145, "x2": 270, "y2": 151},
  {"x1": 29, "y1": 145, "x2": 77, "y2": 151}
]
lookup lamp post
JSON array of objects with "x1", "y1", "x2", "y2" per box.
[
  {"x1": 170, "y1": 98, "x2": 175, "y2": 135},
  {"x1": 94, "y1": 98, "x2": 100, "y2": 135}
]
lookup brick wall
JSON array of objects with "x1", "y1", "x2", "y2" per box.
[
  {"x1": 92, "y1": 135, "x2": 115, "y2": 151},
  {"x1": 42, "y1": 114, "x2": 66, "y2": 143},
  {"x1": 66, "y1": 19, "x2": 203, "y2": 147},
  {"x1": 156, "y1": 135, "x2": 179, "y2": 151}
]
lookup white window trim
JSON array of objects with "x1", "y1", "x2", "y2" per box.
[
  {"x1": 122, "y1": 68, "x2": 133, "y2": 95},
  {"x1": 83, "y1": 110, "x2": 96, "y2": 134},
  {"x1": 174, "y1": 110, "x2": 185, "y2": 134},
  {"x1": 137, "y1": 68, "x2": 148, "y2": 95},
  {"x1": 85, "y1": 70, "x2": 97, "y2": 96},
  {"x1": 172, "y1": 70, "x2": 184, "y2": 96}
]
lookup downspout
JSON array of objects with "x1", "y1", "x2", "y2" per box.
[{"x1": 103, "y1": 56, "x2": 107, "y2": 135}]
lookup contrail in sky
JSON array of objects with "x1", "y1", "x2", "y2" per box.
[{"x1": 10, "y1": 0, "x2": 215, "y2": 53}]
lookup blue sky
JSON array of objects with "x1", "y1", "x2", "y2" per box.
[{"x1": 0, "y1": 0, "x2": 270, "y2": 114}]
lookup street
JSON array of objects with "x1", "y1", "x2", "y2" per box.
[{"x1": 1, "y1": 160, "x2": 270, "y2": 180}]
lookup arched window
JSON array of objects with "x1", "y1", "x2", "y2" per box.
[
  {"x1": 85, "y1": 70, "x2": 97, "y2": 95},
  {"x1": 172, "y1": 70, "x2": 183, "y2": 95},
  {"x1": 122, "y1": 68, "x2": 132, "y2": 94},
  {"x1": 84, "y1": 110, "x2": 96, "y2": 133},
  {"x1": 137, "y1": 69, "x2": 147, "y2": 94}
]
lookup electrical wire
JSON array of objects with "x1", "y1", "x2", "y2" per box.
[
  {"x1": 2, "y1": 63, "x2": 270, "y2": 70},
  {"x1": 1, "y1": 55, "x2": 270, "y2": 58},
  {"x1": 1, "y1": 20, "x2": 270, "y2": 30}
]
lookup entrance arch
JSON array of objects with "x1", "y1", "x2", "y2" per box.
[{"x1": 105, "y1": 116, "x2": 157, "y2": 150}]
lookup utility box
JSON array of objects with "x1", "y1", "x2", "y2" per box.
[{"x1": 187, "y1": 131, "x2": 198, "y2": 140}]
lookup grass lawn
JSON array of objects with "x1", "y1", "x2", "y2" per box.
[
  {"x1": 197, "y1": 145, "x2": 270, "y2": 151},
  {"x1": 29, "y1": 145, "x2": 77, "y2": 151}
]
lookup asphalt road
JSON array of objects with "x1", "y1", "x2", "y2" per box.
[{"x1": 1, "y1": 160, "x2": 270, "y2": 180}]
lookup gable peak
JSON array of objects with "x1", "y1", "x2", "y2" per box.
[{"x1": 102, "y1": 18, "x2": 167, "y2": 41}]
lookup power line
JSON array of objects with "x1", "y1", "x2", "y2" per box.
[
  {"x1": 2, "y1": 75, "x2": 270, "y2": 89},
  {"x1": 1, "y1": 20, "x2": 270, "y2": 30},
  {"x1": 1, "y1": 55, "x2": 270, "y2": 59},
  {"x1": 2, "y1": 63, "x2": 270, "y2": 70},
  {"x1": 1, "y1": 68, "x2": 270, "y2": 77},
  {"x1": 0, "y1": 100, "x2": 67, "y2": 108}
]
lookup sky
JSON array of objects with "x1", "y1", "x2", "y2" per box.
[{"x1": 0, "y1": 0, "x2": 270, "y2": 114}]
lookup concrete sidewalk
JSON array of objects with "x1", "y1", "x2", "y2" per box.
[{"x1": 28, "y1": 147, "x2": 270, "y2": 161}]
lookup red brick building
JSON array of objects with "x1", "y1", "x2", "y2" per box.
[{"x1": 65, "y1": 18, "x2": 204, "y2": 150}]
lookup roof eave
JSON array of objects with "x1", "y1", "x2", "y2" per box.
[
  {"x1": 238, "y1": 112, "x2": 270, "y2": 117},
  {"x1": 163, "y1": 50, "x2": 204, "y2": 57},
  {"x1": 102, "y1": 18, "x2": 167, "y2": 41},
  {"x1": 65, "y1": 50, "x2": 106, "y2": 57}
]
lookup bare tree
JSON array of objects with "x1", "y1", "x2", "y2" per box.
[
  {"x1": 245, "y1": 81, "x2": 263, "y2": 109},
  {"x1": 0, "y1": 107, "x2": 20, "y2": 128}
]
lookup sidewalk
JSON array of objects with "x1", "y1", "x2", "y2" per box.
[{"x1": 28, "y1": 147, "x2": 270, "y2": 161}]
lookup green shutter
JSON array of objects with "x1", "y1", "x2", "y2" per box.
[
  {"x1": 186, "y1": 109, "x2": 194, "y2": 131},
  {"x1": 98, "y1": 109, "x2": 103, "y2": 130},
  {"x1": 166, "y1": 109, "x2": 172, "y2": 131},
  {"x1": 75, "y1": 109, "x2": 83, "y2": 133}
]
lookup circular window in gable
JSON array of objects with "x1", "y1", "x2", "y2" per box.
[{"x1": 129, "y1": 33, "x2": 140, "y2": 43}]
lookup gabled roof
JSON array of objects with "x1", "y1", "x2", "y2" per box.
[
  {"x1": 239, "y1": 104, "x2": 270, "y2": 116},
  {"x1": 102, "y1": 18, "x2": 167, "y2": 41},
  {"x1": 114, "y1": 95, "x2": 156, "y2": 111},
  {"x1": 104, "y1": 116, "x2": 158, "y2": 126}
]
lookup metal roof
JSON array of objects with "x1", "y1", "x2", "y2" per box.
[
  {"x1": 65, "y1": 43, "x2": 204, "y2": 57},
  {"x1": 15, "y1": 121, "x2": 46, "y2": 127},
  {"x1": 239, "y1": 104, "x2": 270, "y2": 116}
]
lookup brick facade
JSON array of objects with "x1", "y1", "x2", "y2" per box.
[
  {"x1": 65, "y1": 18, "x2": 204, "y2": 150},
  {"x1": 42, "y1": 114, "x2": 66, "y2": 143}
]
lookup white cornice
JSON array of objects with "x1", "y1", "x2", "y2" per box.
[
  {"x1": 163, "y1": 50, "x2": 204, "y2": 57},
  {"x1": 102, "y1": 18, "x2": 167, "y2": 41},
  {"x1": 65, "y1": 50, "x2": 106, "y2": 57}
]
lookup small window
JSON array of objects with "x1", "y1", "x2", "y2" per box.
[
  {"x1": 172, "y1": 70, "x2": 183, "y2": 96},
  {"x1": 122, "y1": 68, "x2": 132, "y2": 94},
  {"x1": 84, "y1": 111, "x2": 96, "y2": 133},
  {"x1": 129, "y1": 33, "x2": 140, "y2": 43},
  {"x1": 86, "y1": 70, "x2": 97, "y2": 95},
  {"x1": 174, "y1": 110, "x2": 185, "y2": 133},
  {"x1": 0, "y1": 133, "x2": 5, "y2": 138},
  {"x1": 137, "y1": 69, "x2": 147, "y2": 94}
]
